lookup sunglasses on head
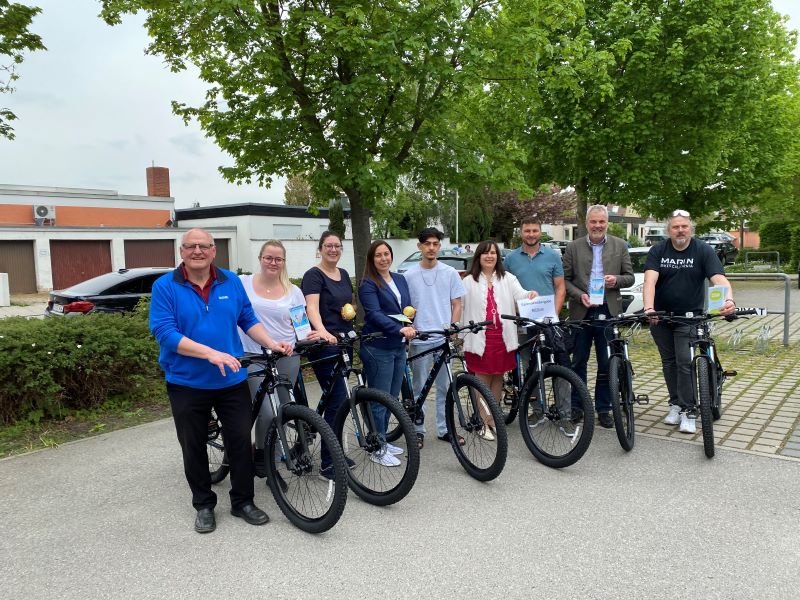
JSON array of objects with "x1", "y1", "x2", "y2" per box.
[{"x1": 671, "y1": 209, "x2": 690, "y2": 217}]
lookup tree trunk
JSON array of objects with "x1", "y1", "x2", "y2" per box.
[
  {"x1": 345, "y1": 187, "x2": 371, "y2": 287},
  {"x1": 575, "y1": 177, "x2": 589, "y2": 238}
]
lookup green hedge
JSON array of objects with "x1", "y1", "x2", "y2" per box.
[
  {"x1": 0, "y1": 305, "x2": 161, "y2": 424},
  {"x1": 759, "y1": 222, "x2": 797, "y2": 265}
]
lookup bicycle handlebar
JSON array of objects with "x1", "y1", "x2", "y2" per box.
[
  {"x1": 414, "y1": 320, "x2": 493, "y2": 341},
  {"x1": 293, "y1": 330, "x2": 386, "y2": 355}
]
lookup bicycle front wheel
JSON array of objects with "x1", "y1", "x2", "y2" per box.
[
  {"x1": 265, "y1": 404, "x2": 348, "y2": 533},
  {"x1": 519, "y1": 364, "x2": 594, "y2": 468},
  {"x1": 609, "y1": 356, "x2": 635, "y2": 451},
  {"x1": 696, "y1": 357, "x2": 715, "y2": 458},
  {"x1": 207, "y1": 409, "x2": 229, "y2": 484},
  {"x1": 445, "y1": 373, "x2": 508, "y2": 482},
  {"x1": 336, "y1": 388, "x2": 420, "y2": 506}
]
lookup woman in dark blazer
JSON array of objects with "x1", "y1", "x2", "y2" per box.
[{"x1": 358, "y1": 240, "x2": 416, "y2": 465}]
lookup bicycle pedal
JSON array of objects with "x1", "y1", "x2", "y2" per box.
[
  {"x1": 723, "y1": 370, "x2": 738, "y2": 377},
  {"x1": 635, "y1": 394, "x2": 650, "y2": 405}
]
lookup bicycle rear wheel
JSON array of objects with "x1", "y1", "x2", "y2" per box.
[
  {"x1": 696, "y1": 357, "x2": 715, "y2": 458},
  {"x1": 519, "y1": 364, "x2": 594, "y2": 468},
  {"x1": 445, "y1": 373, "x2": 507, "y2": 482},
  {"x1": 609, "y1": 356, "x2": 635, "y2": 451},
  {"x1": 265, "y1": 404, "x2": 348, "y2": 533},
  {"x1": 207, "y1": 409, "x2": 229, "y2": 484},
  {"x1": 336, "y1": 388, "x2": 420, "y2": 506}
]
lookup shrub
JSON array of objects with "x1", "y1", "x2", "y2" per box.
[
  {"x1": 0, "y1": 309, "x2": 161, "y2": 424},
  {"x1": 759, "y1": 222, "x2": 797, "y2": 265},
  {"x1": 790, "y1": 226, "x2": 800, "y2": 272}
]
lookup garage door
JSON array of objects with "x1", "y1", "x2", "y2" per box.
[
  {"x1": 50, "y1": 240, "x2": 112, "y2": 290},
  {"x1": 0, "y1": 241, "x2": 37, "y2": 293},
  {"x1": 215, "y1": 239, "x2": 230, "y2": 270},
  {"x1": 124, "y1": 239, "x2": 176, "y2": 268}
]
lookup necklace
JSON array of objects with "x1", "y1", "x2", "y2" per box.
[{"x1": 420, "y1": 264, "x2": 439, "y2": 287}]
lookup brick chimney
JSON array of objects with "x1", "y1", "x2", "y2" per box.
[{"x1": 146, "y1": 166, "x2": 171, "y2": 197}]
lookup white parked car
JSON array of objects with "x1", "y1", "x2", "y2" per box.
[{"x1": 620, "y1": 247, "x2": 650, "y2": 314}]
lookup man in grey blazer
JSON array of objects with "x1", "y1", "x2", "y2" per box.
[{"x1": 563, "y1": 205, "x2": 635, "y2": 428}]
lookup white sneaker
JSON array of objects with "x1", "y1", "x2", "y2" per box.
[
  {"x1": 664, "y1": 404, "x2": 682, "y2": 425},
  {"x1": 478, "y1": 426, "x2": 495, "y2": 441},
  {"x1": 384, "y1": 442, "x2": 404, "y2": 456},
  {"x1": 679, "y1": 412, "x2": 697, "y2": 434},
  {"x1": 369, "y1": 448, "x2": 401, "y2": 467}
]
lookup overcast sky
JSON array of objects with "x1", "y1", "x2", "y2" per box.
[{"x1": 1, "y1": 1, "x2": 798, "y2": 210}]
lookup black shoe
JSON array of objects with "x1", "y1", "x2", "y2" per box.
[
  {"x1": 598, "y1": 412, "x2": 614, "y2": 429},
  {"x1": 570, "y1": 408, "x2": 584, "y2": 424},
  {"x1": 194, "y1": 507, "x2": 216, "y2": 533},
  {"x1": 231, "y1": 503, "x2": 269, "y2": 526}
]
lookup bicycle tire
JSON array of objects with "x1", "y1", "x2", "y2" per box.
[
  {"x1": 609, "y1": 356, "x2": 635, "y2": 451},
  {"x1": 386, "y1": 373, "x2": 417, "y2": 443},
  {"x1": 500, "y1": 372, "x2": 519, "y2": 425},
  {"x1": 207, "y1": 409, "x2": 229, "y2": 484},
  {"x1": 264, "y1": 403, "x2": 348, "y2": 533},
  {"x1": 519, "y1": 364, "x2": 594, "y2": 468},
  {"x1": 335, "y1": 387, "x2": 420, "y2": 506},
  {"x1": 445, "y1": 373, "x2": 507, "y2": 482},
  {"x1": 696, "y1": 357, "x2": 715, "y2": 458}
]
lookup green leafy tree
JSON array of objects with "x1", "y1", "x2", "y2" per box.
[
  {"x1": 520, "y1": 0, "x2": 799, "y2": 235},
  {"x1": 327, "y1": 200, "x2": 346, "y2": 240},
  {"x1": 371, "y1": 179, "x2": 435, "y2": 239},
  {"x1": 283, "y1": 173, "x2": 314, "y2": 207},
  {"x1": 99, "y1": 0, "x2": 583, "y2": 278},
  {"x1": 0, "y1": 1, "x2": 45, "y2": 140}
]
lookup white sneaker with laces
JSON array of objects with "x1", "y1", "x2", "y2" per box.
[
  {"x1": 679, "y1": 412, "x2": 697, "y2": 434},
  {"x1": 384, "y1": 442, "x2": 404, "y2": 456},
  {"x1": 370, "y1": 448, "x2": 401, "y2": 467},
  {"x1": 664, "y1": 404, "x2": 682, "y2": 425},
  {"x1": 478, "y1": 426, "x2": 495, "y2": 441}
]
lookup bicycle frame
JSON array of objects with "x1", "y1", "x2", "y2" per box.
[
  {"x1": 405, "y1": 332, "x2": 483, "y2": 432},
  {"x1": 245, "y1": 353, "x2": 311, "y2": 473},
  {"x1": 296, "y1": 335, "x2": 381, "y2": 452}
]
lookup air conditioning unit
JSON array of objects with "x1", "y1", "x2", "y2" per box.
[{"x1": 33, "y1": 205, "x2": 56, "y2": 221}]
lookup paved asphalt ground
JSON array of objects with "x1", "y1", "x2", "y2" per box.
[{"x1": 3, "y1": 417, "x2": 799, "y2": 600}]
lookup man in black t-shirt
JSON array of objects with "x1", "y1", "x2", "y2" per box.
[{"x1": 642, "y1": 210, "x2": 735, "y2": 434}]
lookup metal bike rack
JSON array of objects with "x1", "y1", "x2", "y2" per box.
[
  {"x1": 744, "y1": 251, "x2": 780, "y2": 272},
  {"x1": 725, "y1": 273, "x2": 790, "y2": 347}
]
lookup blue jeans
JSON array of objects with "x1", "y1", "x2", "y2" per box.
[
  {"x1": 571, "y1": 305, "x2": 612, "y2": 414},
  {"x1": 359, "y1": 344, "x2": 405, "y2": 439},
  {"x1": 409, "y1": 341, "x2": 450, "y2": 437}
]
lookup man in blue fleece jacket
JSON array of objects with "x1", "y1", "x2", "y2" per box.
[{"x1": 150, "y1": 228, "x2": 292, "y2": 533}]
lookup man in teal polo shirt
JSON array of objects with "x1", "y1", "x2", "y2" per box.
[
  {"x1": 504, "y1": 216, "x2": 570, "y2": 426},
  {"x1": 504, "y1": 216, "x2": 566, "y2": 312}
]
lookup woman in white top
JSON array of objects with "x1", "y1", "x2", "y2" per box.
[
  {"x1": 462, "y1": 240, "x2": 537, "y2": 436},
  {"x1": 239, "y1": 240, "x2": 318, "y2": 475}
]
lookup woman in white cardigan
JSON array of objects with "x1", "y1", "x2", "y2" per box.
[{"x1": 462, "y1": 241, "x2": 537, "y2": 437}]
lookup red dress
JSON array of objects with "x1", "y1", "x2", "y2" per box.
[{"x1": 465, "y1": 287, "x2": 516, "y2": 374}]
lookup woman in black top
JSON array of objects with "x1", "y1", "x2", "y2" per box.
[{"x1": 301, "y1": 231, "x2": 355, "y2": 477}]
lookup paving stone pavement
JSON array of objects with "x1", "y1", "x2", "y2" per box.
[{"x1": 587, "y1": 324, "x2": 800, "y2": 460}]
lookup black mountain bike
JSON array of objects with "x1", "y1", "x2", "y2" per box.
[
  {"x1": 655, "y1": 308, "x2": 763, "y2": 458},
  {"x1": 390, "y1": 321, "x2": 508, "y2": 482},
  {"x1": 499, "y1": 315, "x2": 594, "y2": 468},
  {"x1": 205, "y1": 350, "x2": 348, "y2": 533},
  {"x1": 600, "y1": 313, "x2": 652, "y2": 451},
  {"x1": 294, "y1": 332, "x2": 420, "y2": 507}
]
